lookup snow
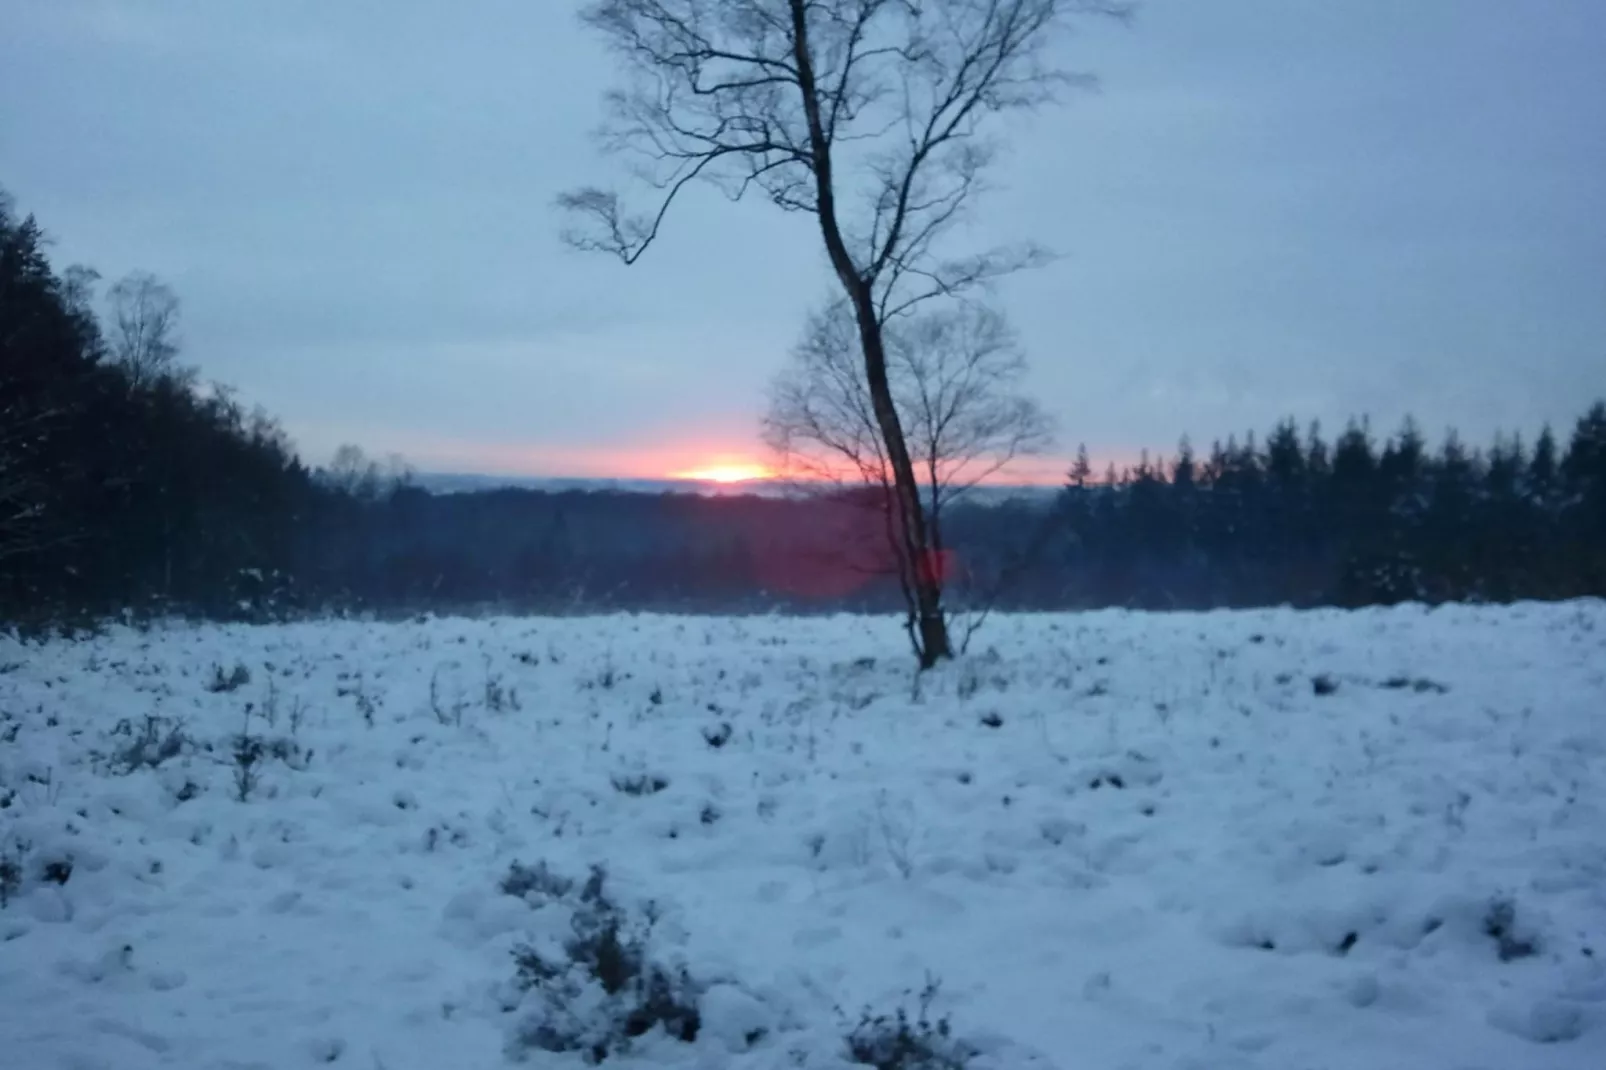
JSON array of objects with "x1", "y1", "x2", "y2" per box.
[{"x1": 1, "y1": 602, "x2": 1604, "y2": 1069}]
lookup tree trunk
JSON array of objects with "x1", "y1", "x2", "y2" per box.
[
  {"x1": 853, "y1": 300, "x2": 952, "y2": 668},
  {"x1": 787, "y1": 0, "x2": 953, "y2": 668}
]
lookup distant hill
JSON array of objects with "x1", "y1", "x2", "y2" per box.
[{"x1": 413, "y1": 472, "x2": 1059, "y2": 506}]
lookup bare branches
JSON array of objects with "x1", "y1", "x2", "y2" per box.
[
  {"x1": 892, "y1": 303, "x2": 1054, "y2": 505},
  {"x1": 877, "y1": 242, "x2": 1054, "y2": 321},
  {"x1": 319, "y1": 445, "x2": 413, "y2": 503},
  {"x1": 765, "y1": 299, "x2": 1053, "y2": 648},
  {"x1": 763, "y1": 300, "x2": 891, "y2": 486},
  {"x1": 565, "y1": 0, "x2": 1118, "y2": 665},
  {"x1": 765, "y1": 299, "x2": 1052, "y2": 512},
  {"x1": 562, "y1": 0, "x2": 1123, "y2": 300},
  {"x1": 562, "y1": 0, "x2": 819, "y2": 260},
  {"x1": 107, "y1": 272, "x2": 180, "y2": 389}
]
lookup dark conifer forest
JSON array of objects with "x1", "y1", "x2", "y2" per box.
[{"x1": 4, "y1": 192, "x2": 1603, "y2": 629}]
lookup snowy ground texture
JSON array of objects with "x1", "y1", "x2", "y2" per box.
[{"x1": 2, "y1": 603, "x2": 1605, "y2": 1070}]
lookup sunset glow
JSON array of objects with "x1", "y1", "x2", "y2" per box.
[
  {"x1": 354, "y1": 431, "x2": 1090, "y2": 487},
  {"x1": 671, "y1": 461, "x2": 776, "y2": 484}
]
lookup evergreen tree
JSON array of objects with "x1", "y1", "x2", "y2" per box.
[
  {"x1": 1528, "y1": 425, "x2": 1560, "y2": 506},
  {"x1": 1068, "y1": 445, "x2": 1092, "y2": 489}
]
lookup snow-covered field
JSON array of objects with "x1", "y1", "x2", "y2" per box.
[{"x1": 2, "y1": 603, "x2": 1604, "y2": 1069}]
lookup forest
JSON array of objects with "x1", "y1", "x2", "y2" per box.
[{"x1": 4, "y1": 190, "x2": 1604, "y2": 629}]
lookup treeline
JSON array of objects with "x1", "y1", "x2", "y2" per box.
[
  {"x1": 1, "y1": 191, "x2": 324, "y2": 626},
  {"x1": 1038, "y1": 409, "x2": 1606, "y2": 609},
  {"x1": 4, "y1": 189, "x2": 1604, "y2": 627}
]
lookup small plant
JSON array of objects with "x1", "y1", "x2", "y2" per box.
[
  {"x1": 226, "y1": 706, "x2": 310, "y2": 802},
  {"x1": 338, "y1": 672, "x2": 377, "y2": 725},
  {"x1": 484, "y1": 657, "x2": 519, "y2": 713},
  {"x1": 105, "y1": 715, "x2": 188, "y2": 775},
  {"x1": 579, "y1": 657, "x2": 626, "y2": 692},
  {"x1": 431, "y1": 667, "x2": 467, "y2": 726},
  {"x1": 845, "y1": 978, "x2": 972, "y2": 1070},
  {"x1": 501, "y1": 860, "x2": 575, "y2": 901},
  {"x1": 978, "y1": 711, "x2": 1003, "y2": 729},
  {"x1": 612, "y1": 773, "x2": 669, "y2": 797},
  {"x1": 232, "y1": 725, "x2": 265, "y2": 802},
  {"x1": 1380, "y1": 675, "x2": 1449, "y2": 694},
  {"x1": 0, "y1": 843, "x2": 23, "y2": 909},
  {"x1": 1312, "y1": 674, "x2": 1339, "y2": 696},
  {"x1": 1483, "y1": 897, "x2": 1539, "y2": 962},
  {"x1": 25, "y1": 766, "x2": 58, "y2": 806},
  {"x1": 702, "y1": 722, "x2": 733, "y2": 749},
  {"x1": 262, "y1": 676, "x2": 281, "y2": 728},
  {"x1": 287, "y1": 695, "x2": 307, "y2": 736},
  {"x1": 336, "y1": 673, "x2": 378, "y2": 727},
  {"x1": 207, "y1": 662, "x2": 252, "y2": 694}
]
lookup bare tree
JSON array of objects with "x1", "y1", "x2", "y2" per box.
[
  {"x1": 322, "y1": 445, "x2": 415, "y2": 502},
  {"x1": 60, "y1": 265, "x2": 101, "y2": 325},
  {"x1": 560, "y1": 0, "x2": 1123, "y2": 666},
  {"x1": 765, "y1": 300, "x2": 1051, "y2": 652},
  {"x1": 106, "y1": 271, "x2": 181, "y2": 388}
]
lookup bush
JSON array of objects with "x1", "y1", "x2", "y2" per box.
[
  {"x1": 0, "y1": 849, "x2": 20, "y2": 909},
  {"x1": 104, "y1": 715, "x2": 189, "y2": 774},
  {"x1": 611, "y1": 773, "x2": 669, "y2": 797},
  {"x1": 207, "y1": 662, "x2": 252, "y2": 693},
  {"x1": 508, "y1": 865, "x2": 702, "y2": 1063},
  {"x1": 500, "y1": 860, "x2": 574, "y2": 901},
  {"x1": 230, "y1": 706, "x2": 312, "y2": 801},
  {"x1": 1484, "y1": 897, "x2": 1539, "y2": 962},
  {"x1": 845, "y1": 979, "x2": 973, "y2": 1070}
]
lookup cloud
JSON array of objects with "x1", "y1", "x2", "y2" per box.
[{"x1": 4, "y1": 0, "x2": 1603, "y2": 475}]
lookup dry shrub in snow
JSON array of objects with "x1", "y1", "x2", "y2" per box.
[
  {"x1": 845, "y1": 979, "x2": 973, "y2": 1070},
  {"x1": 507, "y1": 865, "x2": 702, "y2": 1063},
  {"x1": 206, "y1": 662, "x2": 252, "y2": 693}
]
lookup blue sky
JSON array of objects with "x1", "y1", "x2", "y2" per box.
[{"x1": 3, "y1": 0, "x2": 1603, "y2": 476}]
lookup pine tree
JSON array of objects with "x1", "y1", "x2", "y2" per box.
[
  {"x1": 1527, "y1": 426, "x2": 1560, "y2": 509},
  {"x1": 1068, "y1": 444, "x2": 1092, "y2": 489},
  {"x1": 1172, "y1": 436, "x2": 1197, "y2": 490},
  {"x1": 1561, "y1": 402, "x2": 1606, "y2": 588}
]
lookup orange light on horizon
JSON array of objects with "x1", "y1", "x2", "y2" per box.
[
  {"x1": 369, "y1": 430, "x2": 1099, "y2": 487},
  {"x1": 671, "y1": 461, "x2": 777, "y2": 484}
]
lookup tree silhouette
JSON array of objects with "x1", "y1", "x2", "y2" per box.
[{"x1": 560, "y1": 0, "x2": 1125, "y2": 667}]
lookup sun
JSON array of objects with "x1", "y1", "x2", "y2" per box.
[{"x1": 673, "y1": 461, "x2": 775, "y2": 484}]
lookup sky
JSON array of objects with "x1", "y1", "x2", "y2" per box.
[{"x1": 3, "y1": 0, "x2": 1604, "y2": 481}]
